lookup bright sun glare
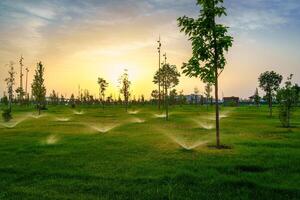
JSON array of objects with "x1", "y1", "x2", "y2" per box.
[{"x1": 105, "y1": 64, "x2": 141, "y2": 87}]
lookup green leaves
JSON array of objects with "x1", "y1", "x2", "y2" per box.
[
  {"x1": 119, "y1": 70, "x2": 131, "y2": 103},
  {"x1": 153, "y1": 64, "x2": 180, "y2": 90},
  {"x1": 258, "y1": 71, "x2": 283, "y2": 95},
  {"x1": 97, "y1": 77, "x2": 109, "y2": 98},
  {"x1": 178, "y1": 0, "x2": 233, "y2": 84},
  {"x1": 276, "y1": 75, "x2": 299, "y2": 127},
  {"x1": 31, "y1": 61, "x2": 46, "y2": 110}
]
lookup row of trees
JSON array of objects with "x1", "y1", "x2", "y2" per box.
[
  {"x1": 97, "y1": 69, "x2": 131, "y2": 111},
  {"x1": 176, "y1": 0, "x2": 299, "y2": 147},
  {"x1": 258, "y1": 71, "x2": 299, "y2": 127},
  {"x1": 1, "y1": 0, "x2": 298, "y2": 149},
  {"x1": 2, "y1": 59, "x2": 46, "y2": 119}
]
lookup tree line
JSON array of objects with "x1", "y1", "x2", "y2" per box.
[{"x1": 1, "y1": 0, "x2": 299, "y2": 149}]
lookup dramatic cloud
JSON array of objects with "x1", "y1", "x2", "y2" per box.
[{"x1": 0, "y1": 0, "x2": 299, "y2": 98}]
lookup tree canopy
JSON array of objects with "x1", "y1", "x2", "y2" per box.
[
  {"x1": 178, "y1": 0, "x2": 233, "y2": 84},
  {"x1": 259, "y1": 70, "x2": 282, "y2": 117},
  {"x1": 31, "y1": 61, "x2": 46, "y2": 115}
]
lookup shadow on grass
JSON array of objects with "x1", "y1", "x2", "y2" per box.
[
  {"x1": 235, "y1": 165, "x2": 268, "y2": 173},
  {"x1": 207, "y1": 144, "x2": 233, "y2": 150}
]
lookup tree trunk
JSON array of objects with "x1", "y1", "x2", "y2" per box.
[
  {"x1": 38, "y1": 103, "x2": 41, "y2": 115},
  {"x1": 158, "y1": 61, "x2": 161, "y2": 111},
  {"x1": 165, "y1": 86, "x2": 168, "y2": 121},
  {"x1": 102, "y1": 95, "x2": 105, "y2": 109},
  {"x1": 9, "y1": 97, "x2": 12, "y2": 113},
  {"x1": 287, "y1": 108, "x2": 290, "y2": 128},
  {"x1": 212, "y1": 1, "x2": 220, "y2": 148},
  {"x1": 269, "y1": 94, "x2": 272, "y2": 117},
  {"x1": 206, "y1": 97, "x2": 209, "y2": 111},
  {"x1": 215, "y1": 75, "x2": 220, "y2": 148}
]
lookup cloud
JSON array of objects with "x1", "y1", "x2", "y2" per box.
[
  {"x1": 0, "y1": 0, "x2": 299, "y2": 98},
  {"x1": 225, "y1": 0, "x2": 300, "y2": 31}
]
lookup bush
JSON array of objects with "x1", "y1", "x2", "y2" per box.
[
  {"x1": 276, "y1": 75, "x2": 299, "y2": 128},
  {"x1": 2, "y1": 109, "x2": 12, "y2": 122},
  {"x1": 1, "y1": 96, "x2": 9, "y2": 105}
]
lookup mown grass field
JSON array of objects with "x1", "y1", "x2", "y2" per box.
[{"x1": 0, "y1": 104, "x2": 299, "y2": 199}]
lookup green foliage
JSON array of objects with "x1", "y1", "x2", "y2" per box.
[
  {"x1": 70, "y1": 94, "x2": 76, "y2": 108},
  {"x1": 97, "y1": 77, "x2": 109, "y2": 104},
  {"x1": 1, "y1": 95, "x2": 9, "y2": 105},
  {"x1": 49, "y1": 90, "x2": 59, "y2": 105},
  {"x1": 16, "y1": 56, "x2": 25, "y2": 101},
  {"x1": 204, "y1": 83, "x2": 212, "y2": 105},
  {"x1": 259, "y1": 71, "x2": 283, "y2": 117},
  {"x1": 119, "y1": 69, "x2": 131, "y2": 111},
  {"x1": 153, "y1": 64, "x2": 180, "y2": 120},
  {"x1": 1, "y1": 108, "x2": 12, "y2": 122},
  {"x1": 225, "y1": 100, "x2": 237, "y2": 107},
  {"x1": 15, "y1": 87, "x2": 25, "y2": 102},
  {"x1": 254, "y1": 88, "x2": 261, "y2": 107},
  {"x1": 178, "y1": 0, "x2": 233, "y2": 83},
  {"x1": 5, "y1": 61, "x2": 16, "y2": 112},
  {"x1": 151, "y1": 90, "x2": 159, "y2": 103},
  {"x1": 31, "y1": 62, "x2": 46, "y2": 115},
  {"x1": 178, "y1": 0, "x2": 233, "y2": 147},
  {"x1": 153, "y1": 64, "x2": 180, "y2": 91},
  {"x1": 169, "y1": 89, "x2": 177, "y2": 105},
  {"x1": 276, "y1": 75, "x2": 299, "y2": 127}
]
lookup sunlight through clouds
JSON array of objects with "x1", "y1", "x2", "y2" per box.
[{"x1": 0, "y1": 0, "x2": 299, "y2": 98}]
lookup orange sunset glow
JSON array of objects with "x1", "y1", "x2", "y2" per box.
[{"x1": 0, "y1": 0, "x2": 299, "y2": 99}]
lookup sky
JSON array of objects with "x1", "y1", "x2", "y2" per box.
[{"x1": 0, "y1": 0, "x2": 299, "y2": 99}]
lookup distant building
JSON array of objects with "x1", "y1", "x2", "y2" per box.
[
  {"x1": 248, "y1": 95, "x2": 266, "y2": 104},
  {"x1": 223, "y1": 96, "x2": 239, "y2": 106},
  {"x1": 185, "y1": 94, "x2": 201, "y2": 104}
]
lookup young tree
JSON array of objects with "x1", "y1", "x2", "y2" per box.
[
  {"x1": 178, "y1": 0, "x2": 233, "y2": 147},
  {"x1": 204, "y1": 83, "x2": 212, "y2": 109},
  {"x1": 97, "y1": 77, "x2": 109, "y2": 109},
  {"x1": 276, "y1": 74, "x2": 299, "y2": 128},
  {"x1": 153, "y1": 63, "x2": 180, "y2": 120},
  {"x1": 31, "y1": 62, "x2": 46, "y2": 115},
  {"x1": 258, "y1": 71, "x2": 283, "y2": 117},
  {"x1": 253, "y1": 88, "x2": 261, "y2": 107},
  {"x1": 1, "y1": 93, "x2": 9, "y2": 106},
  {"x1": 151, "y1": 90, "x2": 159, "y2": 104},
  {"x1": 15, "y1": 56, "x2": 25, "y2": 103},
  {"x1": 169, "y1": 89, "x2": 178, "y2": 105},
  {"x1": 5, "y1": 61, "x2": 16, "y2": 112},
  {"x1": 106, "y1": 94, "x2": 113, "y2": 104},
  {"x1": 119, "y1": 69, "x2": 131, "y2": 112},
  {"x1": 70, "y1": 93, "x2": 76, "y2": 108},
  {"x1": 50, "y1": 90, "x2": 58, "y2": 105},
  {"x1": 141, "y1": 94, "x2": 145, "y2": 105},
  {"x1": 25, "y1": 67, "x2": 29, "y2": 100}
]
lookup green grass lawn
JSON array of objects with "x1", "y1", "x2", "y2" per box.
[{"x1": 0, "y1": 104, "x2": 299, "y2": 199}]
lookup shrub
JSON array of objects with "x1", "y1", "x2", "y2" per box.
[
  {"x1": 276, "y1": 75, "x2": 299, "y2": 127},
  {"x1": 1, "y1": 96, "x2": 9, "y2": 105},
  {"x1": 2, "y1": 109, "x2": 12, "y2": 122}
]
